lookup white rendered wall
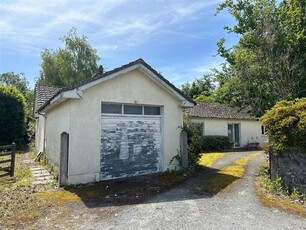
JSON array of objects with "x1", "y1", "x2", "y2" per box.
[
  {"x1": 44, "y1": 101, "x2": 70, "y2": 171},
  {"x1": 190, "y1": 117, "x2": 268, "y2": 147},
  {"x1": 44, "y1": 69, "x2": 184, "y2": 185}
]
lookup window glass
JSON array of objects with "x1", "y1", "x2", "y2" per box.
[
  {"x1": 144, "y1": 106, "x2": 160, "y2": 115},
  {"x1": 101, "y1": 103, "x2": 122, "y2": 114},
  {"x1": 124, "y1": 105, "x2": 142, "y2": 114}
]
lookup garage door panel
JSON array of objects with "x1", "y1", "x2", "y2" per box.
[{"x1": 101, "y1": 116, "x2": 161, "y2": 180}]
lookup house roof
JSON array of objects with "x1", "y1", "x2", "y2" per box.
[
  {"x1": 35, "y1": 85, "x2": 63, "y2": 109},
  {"x1": 35, "y1": 59, "x2": 194, "y2": 113},
  {"x1": 186, "y1": 101, "x2": 258, "y2": 120}
]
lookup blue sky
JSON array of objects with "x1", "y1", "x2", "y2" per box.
[{"x1": 0, "y1": 0, "x2": 238, "y2": 89}]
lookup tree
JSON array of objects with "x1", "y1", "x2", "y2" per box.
[
  {"x1": 0, "y1": 72, "x2": 28, "y2": 94},
  {"x1": 181, "y1": 75, "x2": 215, "y2": 101},
  {"x1": 0, "y1": 85, "x2": 26, "y2": 146},
  {"x1": 0, "y1": 72, "x2": 35, "y2": 143},
  {"x1": 214, "y1": 0, "x2": 306, "y2": 116},
  {"x1": 38, "y1": 28, "x2": 100, "y2": 87}
]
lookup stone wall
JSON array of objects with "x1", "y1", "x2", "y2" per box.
[{"x1": 270, "y1": 148, "x2": 306, "y2": 192}]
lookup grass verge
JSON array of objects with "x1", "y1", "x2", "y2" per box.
[
  {"x1": 256, "y1": 160, "x2": 306, "y2": 217},
  {"x1": 195, "y1": 152, "x2": 261, "y2": 195}
]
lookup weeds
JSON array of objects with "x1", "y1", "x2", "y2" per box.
[
  {"x1": 256, "y1": 160, "x2": 306, "y2": 216},
  {"x1": 195, "y1": 152, "x2": 260, "y2": 195}
]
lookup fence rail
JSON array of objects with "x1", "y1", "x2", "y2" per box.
[{"x1": 0, "y1": 143, "x2": 16, "y2": 178}]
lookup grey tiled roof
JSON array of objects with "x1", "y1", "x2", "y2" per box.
[
  {"x1": 35, "y1": 85, "x2": 62, "y2": 111},
  {"x1": 186, "y1": 102, "x2": 258, "y2": 120},
  {"x1": 36, "y1": 58, "x2": 194, "y2": 113}
]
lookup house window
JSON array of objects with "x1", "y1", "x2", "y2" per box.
[
  {"x1": 144, "y1": 106, "x2": 160, "y2": 115},
  {"x1": 124, "y1": 105, "x2": 142, "y2": 115},
  {"x1": 101, "y1": 103, "x2": 122, "y2": 114}
]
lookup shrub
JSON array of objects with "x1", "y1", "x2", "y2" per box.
[
  {"x1": 202, "y1": 135, "x2": 231, "y2": 151},
  {"x1": 0, "y1": 85, "x2": 26, "y2": 146},
  {"x1": 182, "y1": 124, "x2": 202, "y2": 171},
  {"x1": 260, "y1": 98, "x2": 306, "y2": 152}
]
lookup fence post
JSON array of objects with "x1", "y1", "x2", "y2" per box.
[
  {"x1": 11, "y1": 142, "x2": 16, "y2": 177},
  {"x1": 180, "y1": 131, "x2": 188, "y2": 168}
]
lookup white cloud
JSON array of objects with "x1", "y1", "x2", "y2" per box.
[{"x1": 0, "y1": 0, "x2": 221, "y2": 55}]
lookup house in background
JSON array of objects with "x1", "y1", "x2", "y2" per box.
[
  {"x1": 34, "y1": 59, "x2": 194, "y2": 186},
  {"x1": 186, "y1": 102, "x2": 268, "y2": 148}
]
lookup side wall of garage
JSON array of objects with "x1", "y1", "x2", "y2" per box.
[
  {"x1": 66, "y1": 69, "x2": 183, "y2": 185},
  {"x1": 44, "y1": 101, "x2": 71, "y2": 172}
]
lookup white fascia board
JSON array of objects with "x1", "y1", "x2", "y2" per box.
[
  {"x1": 50, "y1": 89, "x2": 82, "y2": 104},
  {"x1": 139, "y1": 65, "x2": 194, "y2": 108}
]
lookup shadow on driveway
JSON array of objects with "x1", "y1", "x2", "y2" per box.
[{"x1": 65, "y1": 165, "x2": 240, "y2": 208}]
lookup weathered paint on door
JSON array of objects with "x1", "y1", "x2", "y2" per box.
[{"x1": 100, "y1": 116, "x2": 161, "y2": 180}]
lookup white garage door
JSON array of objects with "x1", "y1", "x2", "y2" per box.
[{"x1": 100, "y1": 109, "x2": 162, "y2": 180}]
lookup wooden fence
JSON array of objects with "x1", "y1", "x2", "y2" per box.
[{"x1": 0, "y1": 143, "x2": 16, "y2": 178}]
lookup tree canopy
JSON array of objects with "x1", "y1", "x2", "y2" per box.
[
  {"x1": 0, "y1": 72, "x2": 35, "y2": 143},
  {"x1": 38, "y1": 28, "x2": 100, "y2": 87},
  {"x1": 213, "y1": 0, "x2": 306, "y2": 116},
  {"x1": 181, "y1": 75, "x2": 215, "y2": 102},
  {"x1": 0, "y1": 72, "x2": 28, "y2": 94},
  {"x1": 0, "y1": 85, "x2": 26, "y2": 145}
]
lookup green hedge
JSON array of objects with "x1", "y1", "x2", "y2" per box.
[
  {"x1": 202, "y1": 135, "x2": 231, "y2": 151},
  {"x1": 0, "y1": 85, "x2": 26, "y2": 146},
  {"x1": 260, "y1": 98, "x2": 306, "y2": 151}
]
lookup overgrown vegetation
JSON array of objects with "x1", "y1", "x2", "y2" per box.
[
  {"x1": 181, "y1": 0, "x2": 306, "y2": 117},
  {"x1": 0, "y1": 153, "x2": 34, "y2": 219},
  {"x1": 202, "y1": 135, "x2": 231, "y2": 151},
  {"x1": 260, "y1": 98, "x2": 306, "y2": 152},
  {"x1": 256, "y1": 161, "x2": 306, "y2": 217},
  {"x1": 0, "y1": 72, "x2": 35, "y2": 146},
  {"x1": 0, "y1": 152, "x2": 189, "y2": 228},
  {"x1": 0, "y1": 85, "x2": 26, "y2": 146},
  {"x1": 182, "y1": 124, "x2": 203, "y2": 172},
  {"x1": 195, "y1": 152, "x2": 260, "y2": 195}
]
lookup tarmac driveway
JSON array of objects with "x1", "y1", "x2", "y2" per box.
[{"x1": 92, "y1": 151, "x2": 306, "y2": 230}]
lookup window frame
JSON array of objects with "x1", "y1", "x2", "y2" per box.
[{"x1": 101, "y1": 102, "x2": 161, "y2": 116}]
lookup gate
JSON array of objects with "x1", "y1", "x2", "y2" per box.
[{"x1": 0, "y1": 143, "x2": 16, "y2": 178}]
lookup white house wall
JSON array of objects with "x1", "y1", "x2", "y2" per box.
[
  {"x1": 45, "y1": 101, "x2": 71, "y2": 171},
  {"x1": 65, "y1": 69, "x2": 183, "y2": 185},
  {"x1": 35, "y1": 114, "x2": 45, "y2": 153},
  {"x1": 191, "y1": 117, "x2": 268, "y2": 147}
]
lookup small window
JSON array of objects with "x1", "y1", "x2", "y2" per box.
[
  {"x1": 144, "y1": 106, "x2": 160, "y2": 115},
  {"x1": 124, "y1": 105, "x2": 142, "y2": 115},
  {"x1": 101, "y1": 103, "x2": 122, "y2": 114}
]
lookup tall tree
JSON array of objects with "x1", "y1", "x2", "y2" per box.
[
  {"x1": 181, "y1": 75, "x2": 215, "y2": 101},
  {"x1": 38, "y1": 28, "x2": 100, "y2": 87},
  {"x1": 0, "y1": 72, "x2": 28, "y2": 94},
  {"x1": 214, "y1": 0, "x2": 306, "y2": 116}
]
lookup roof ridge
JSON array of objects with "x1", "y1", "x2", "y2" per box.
[{"x1": 35, "y1": 58, "x2": 194, "y2": 113}]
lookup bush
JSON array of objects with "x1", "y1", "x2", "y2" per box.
[
  {"x1": 182, "y1": 124, "x2": 202, "y2": 171},
  {"x1": 0, "y1": 85, "x2": 26, "y2": 146},
  {"x1": 260, "y1": 98, "x2": 306, "y2": 151},
  {"x1": 202, "y1": 135, "x2": 231, "y2": 151}
]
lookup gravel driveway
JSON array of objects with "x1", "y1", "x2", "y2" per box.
[{"x1": 91, "y1": 151, "x2": 306, "y2": 230}]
